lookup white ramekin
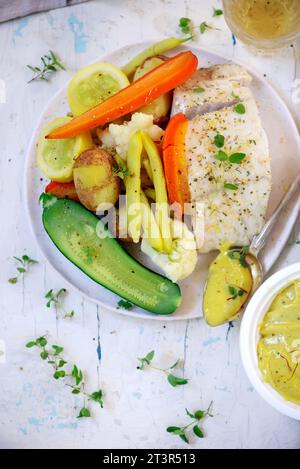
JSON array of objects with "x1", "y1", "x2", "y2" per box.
[{"x1": 240, "y1": 263, "x2": 300, "y2": 420}]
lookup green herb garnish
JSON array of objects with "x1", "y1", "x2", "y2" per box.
[
  {"x1": 229, "y1": 152, "x2": 246, "y2": 164},
  {"x1": 27, "y1": 50, "x2": 65, "y2": 83},
  {"x1": 214, "y1": 134, "x2": 225, "y2": 148},
  {"x1": 113, "y1": 158, "x2": 129, "y2": 179},
  {"x1": 200, "y1": 22, "x2": 210, "y2": 34},
  {"x1": 213, "y1": 7, "x2": 223, "y2": 16},
  {"x1": 234, "y1": 103, "x2": 246, "y2": 114},
  {"x1": 192, "y1": 86, "x2": 205, "y2": 93},
  {"x1": 227, "y1": 285, "x2": 246, "y2": 300},
  {"x1": 26, "y1": 337, "x2": 104, "y2": 418},
  {"x1": 167, "y1": 401, "x2": 213, "y2": 444},
  {"x1": 179, "y1": 17, "x2": 193, "y2": 35},
  {"x1": 117, "y1": 299, "x2": 133, "y2": 310},
  {"x1": 227, "y1": 246, "x2": 249, "y2": 267},
  {"x1": 45, "y1": 288, "x2": 75, "y2": 319},
  {"x1": 214, "y1": 150, "x2": 228, "y2": 161},
  {"x1": 137, "y1": 350, "x2": 188, "y2": 387},
  {"x1": 8, "y1": 254, "x2": 38, "y2": 284},
  {"x1": 224, "y1": 183, "x2": 238, "y2": 191}
]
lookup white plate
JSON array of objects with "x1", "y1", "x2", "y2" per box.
[{"x1": 24, "y1": 42, "x2": 300, "y2": 321}]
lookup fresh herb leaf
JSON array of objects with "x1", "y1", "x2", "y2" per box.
[
  {"x1": 9, "y1": 254, "x2": 38, "y2": 284},
  {"x1": 53, "y1": 370, "x2": 66, "y2": 379},
  {"x1": 8, "y1": 277, "x2": 18, "y2": 284},
  {"x1": 137, "y1": 351, "x2": 188, "y2": 386},
  {"x1": 214, "y1": 134, "x2": 225, "y2": 148},
  {"x1": 72, "y1": 365, "x2": 83, "y2": 385},
  {"x1": 224, "y1": 183, "x2": 238, "y2": 191},
  {"x1": 117, "y1": 299, "x2": 133, "y2": 310},
  {"x1": 26, "y1": 341, "x2": 37, "y2": 348},
  {"x1": 112, "y1": 159, "x2": 129, "y2": 179},
  {"x1": 229, "y1": 152, "x2": 246, "y2": 164},
  {"x1": 36, "y1": 337, "x2": 47, "y2": 347},
  {"x1": 193, "y1": 425, "x2": 204, "y2": 438},
  {"x1": 40, "y1": 350, "x2": 49, "y2": 360},
  {"x1": 227, "y1": 246, "x2": 249, "y2": 267},
  {"x1": 214, "y1": 150, "x2": 228, "y2": 161},
  {"x1": 227, "y1": 285, "x2": 246, "y2": 300},
  {"x1": 234, "y1": 103, "x2": 246, "y2": 114},
  {"x1": 77, "y1": 407, "x2": 91, "y2": 418},
  {"x1": 213, "y1": 7, "x2": 223, "y2": 16},
  {"x1": 192, "y1": 86, "x2": 205, "y2": 93},
  {"x1": 179, "y1": 17, "x2": 192, "y2": 35},
  {"x1": 200, "y1": 22, "x2": 215, "y2": 34},
  {"x1": 27, "y1": 50, "x2": 65, "y2": 83},
  {"x1": 167, "y1": 374, "x2": 189, "y2": 387},
  {"x1": 194, "y1": 409, "x2": 205, "y2": 420},
  {"x1": 89, "y1": 390, "x2": 104, "y2": 408}
]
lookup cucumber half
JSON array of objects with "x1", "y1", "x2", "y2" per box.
[{"x1": 41, "y1": 194, "x2": 181, "y2": 314}]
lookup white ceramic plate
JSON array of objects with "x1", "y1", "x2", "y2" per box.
[{"x1": 24, "y1": 42, "x2": 300, "y2": 321}]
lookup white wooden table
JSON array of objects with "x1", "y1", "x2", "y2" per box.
[{"x1": 1, "y1": 0, "x2": 300, "y2": 450}]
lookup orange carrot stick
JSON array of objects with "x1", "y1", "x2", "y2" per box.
[
  {"x1": 162, "y1": 113, "x2": 190, "y2": 212},
  {"x1": 47, "y1": 52, "x2": 198, "y2": 139}
]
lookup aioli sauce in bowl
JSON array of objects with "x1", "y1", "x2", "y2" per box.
[{"x1": 257, "y1": 279, "x2": 300, "y2": 405}]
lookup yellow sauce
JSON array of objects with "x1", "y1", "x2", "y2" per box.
[
  {"x1": 257, "y1": 280, "x2": 300, "y2": 405},
  {"x1": 203, "y1": 245, "x2": 252, "y2": 326}
]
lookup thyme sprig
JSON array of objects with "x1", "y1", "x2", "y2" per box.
[
  {"x1": 27, "y1": 50, "x2": 65, "y2": 83},
  {"x1": 167, "y1": 401, "x2": 214, "y2": 444},
  {"x1": 137, "y1": 350, "x2": 188, "y2": 387},
  {"x1": 8, "y1": 254, "x2": 38, "y2": 284},
  {"x1": 26, "y1": 337, "x2": 104, "y2": 418},
  {"x1": 45, "y1": 288, "x2": 75, "y2": 319}
]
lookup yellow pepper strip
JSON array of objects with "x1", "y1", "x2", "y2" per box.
[
  {"x1": 144, "y1": 188, "x2": 156, "y2": 201},
  {"x1": 142, "y1": 158, "x2": 153, "y2": 182},
  {"x1": 140, "y1": 190, "x2": 164, "y2": 252},
  {"x1": 125, "y1": 131, "x2": 143, "y2": 243},
  {"x1": 122, "y1": 37, "x2": 191, "y2": 78},
  {"x1": 141, "y1": 131, "x2": 172, "y2": 253}
]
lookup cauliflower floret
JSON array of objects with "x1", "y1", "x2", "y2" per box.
[
  {"x1": 99, "y1": 113, "x2": 164, "y2": 160},
  {"x1": 141, "y1": 219, "x2": 198, "y2": 282}
]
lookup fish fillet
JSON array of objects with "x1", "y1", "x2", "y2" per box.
[{"x1": 173, "y1": 64, "x2": 271, "y2": 252}]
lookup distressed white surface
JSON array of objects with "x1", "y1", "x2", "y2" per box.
[{"x1": 0, "y1": 0, "x2": 300, "y2": 449}]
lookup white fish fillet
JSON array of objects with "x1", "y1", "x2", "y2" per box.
[
  {"x1": 174, "y1": 65, "x2": 271, "y2": 252},
  {"x1": 172, "y1": 64, "x2": 252, "y2": 118}
]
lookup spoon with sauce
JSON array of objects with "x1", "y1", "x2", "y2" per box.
[{"x1": 203, "y1": 173, "x2": 300, "y2": 326}]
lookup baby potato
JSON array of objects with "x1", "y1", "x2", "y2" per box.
[{"x1": 73, "y1": 148, "x2": 120, "y2": 212}]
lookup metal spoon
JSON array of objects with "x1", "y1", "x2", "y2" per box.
[{"x1": 234, "y1": 173, "x2": 300, "y2": 295}]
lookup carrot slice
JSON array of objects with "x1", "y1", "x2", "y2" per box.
[
  {"x1": 47, "y1": 51, "x2": 198, "y2": 139},
  {"x1": 45, "y1": 181, "x2": 79, "y2": 201},
  {"x1": 162, "y1": 113, "x2": 190, "y2": 212}
]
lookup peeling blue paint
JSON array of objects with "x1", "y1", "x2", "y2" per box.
[
  {"x1": 202, "y1": 336, "x2": 221, "y2": 347},
  {"x1": 68, "y1": 14, "x2": 89, "y2": 53},
  {"x1": 14, "y1": 18, "x2": 29, "y2": 38},
  {"x1": 96, "y1": 307, "x2": 101, "y2": 362},
  {"x1": 56, "y1": 422, "x2": 78, "y2": 430},
  {"x1": 18, "y1": 427, "x2": 27, "y2": 435},
  {"x1": 28, "y1": 417, "x2": 44, "y2": 428}
]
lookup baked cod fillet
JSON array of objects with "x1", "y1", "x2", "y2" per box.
[{"x1": 173, "y1": 64, "x2": 271, "y2": 252}]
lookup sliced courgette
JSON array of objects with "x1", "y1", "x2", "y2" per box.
[{"x1": 41, "y1": 194, "x2": 181, "y2": 314}]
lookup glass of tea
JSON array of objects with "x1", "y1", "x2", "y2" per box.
[{"x1": 222, "y1": 0, "x2": 300, "y2": 50}]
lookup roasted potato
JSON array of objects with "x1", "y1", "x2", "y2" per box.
[
  {"x1": 133, "y1": 56, "x2": 172, "y2": 121},
  {"x1": 73, "y1": 148, "x2": 120, "y2": 212}
]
